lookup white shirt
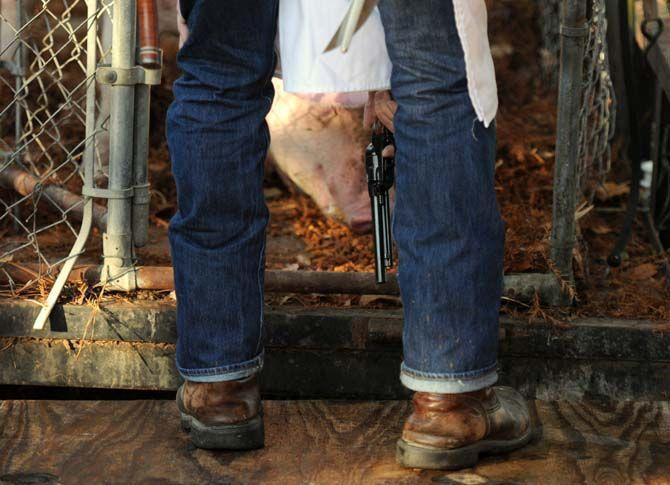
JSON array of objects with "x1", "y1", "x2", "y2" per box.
[{"x1": 277, "y1": 0, "x2": 498, "y2": 127}]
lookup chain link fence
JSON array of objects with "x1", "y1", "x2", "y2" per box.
[
  {"x1": 0, "y1": 0, "x2": 617, "y2": 307},
  {"x1": 577, "y1": 0, "x2": 616, "y2": 201},
  {"x1": 0, "y1": 0, "x2": 111, "y2": 294}
]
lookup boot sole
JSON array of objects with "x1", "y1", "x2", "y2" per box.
[
  {"x1": 396, "y1": 426, "x2": 533, "y2": 470},
  {"x1": 180, "y1": 412, "x2": 264, "y2": 450}
]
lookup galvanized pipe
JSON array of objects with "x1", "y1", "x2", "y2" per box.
[
  {"x1": 104, "y1": 0, "x2": 137, "y2": 280},
  {"x1": 13, "y1": 0, "x2": 25, "y2": 157},
  {"x1": 550, "y1": 0, "x2": 588, "y2": 304},
  {"x1": 132, "y1": 0, "x2": 160, "y2": 248},
  {"x1": 11, "y1": 0, "x2": 26, "y2": 232},
  {"x1": 131, "y1": 83, "x2": 151, "y2": 248}
]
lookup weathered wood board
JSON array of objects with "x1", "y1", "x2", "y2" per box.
[{"x1": 1, "y1": 399, "x2": 670, "y2": 484}]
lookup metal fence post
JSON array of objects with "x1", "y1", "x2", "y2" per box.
[
  {"x1": 550, "y1": 0, "x2": 588, "y2": 304},
  {"x1": 103, "y1": 0, "x2": 137, "y2": 289},
  {"x1": 10, "y1": 0, "x2": 25, "y2": 231},
  {"x1": 132, "y1": 79, "x2": 152, "y2": 248}
]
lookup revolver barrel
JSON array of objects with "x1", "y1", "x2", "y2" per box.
[{"x1": 365, "y1": 124, "x2": 396, "y2": 284}]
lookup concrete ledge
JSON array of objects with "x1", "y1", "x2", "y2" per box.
[{"x1": 0, "y1": 300, "x2": 668, "y2": 400}]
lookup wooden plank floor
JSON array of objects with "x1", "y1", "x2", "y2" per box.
[{"x1": 2, "y1": 399, "x2": 670, "y2": 484}]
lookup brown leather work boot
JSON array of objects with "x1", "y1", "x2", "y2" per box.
[
  {"x1": 397, "y1": 386, "x2": 532, "y2": 470},
  {"x1": 177, "y1": 375, "x2": 264, "y2": 450}
]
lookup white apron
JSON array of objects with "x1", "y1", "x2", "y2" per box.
[{"x1": 277, "y1": 0, "x2": 498, "y2": 127}]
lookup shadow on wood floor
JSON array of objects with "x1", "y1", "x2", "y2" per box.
[{"x1": 1, "y1": 399, "x2": 669, "y2": 484}]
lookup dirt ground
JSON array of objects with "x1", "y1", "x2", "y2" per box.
[{"x1": 1, "y1": 0, "x2": 669, "y2": 321}]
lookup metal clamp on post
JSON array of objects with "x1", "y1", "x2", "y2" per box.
[
  {"x1": 560, "y1": 24, "x2": 589, "y2": 38},
  {"x1": 82, "y1": 185, "x2": 134, "y2": 200},
  {"x1": 132, "y1": 183, "x2": 151, "y2": 205},
  {"x1": 96, "y1": 63, "x2": 162, "y2": 86},
  {"x1": 99, "y1": 260, "x2": 138, "y2": 292},
  {"x1": 138, "y1": 47, "x2": 163, "y2": 85}
]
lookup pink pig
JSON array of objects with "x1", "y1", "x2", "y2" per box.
[{"x1": 1, "y1": 0, "x2": 377, "y2": 233}]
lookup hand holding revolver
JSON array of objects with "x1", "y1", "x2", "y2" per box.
[{"x1": 364, "y1": 90, "x2": 397, "y2": 136}]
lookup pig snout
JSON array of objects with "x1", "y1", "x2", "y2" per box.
[
  {"x1": 325, "y1": 162, "x2": 373, "y2": 234},
  {"x1": 267, "y1": 79, "x2": 373, "y2": 234}
]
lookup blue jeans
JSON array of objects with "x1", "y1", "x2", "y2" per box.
[{"x1": 167, "y1": 0, "x2": 504, "y2": 393}]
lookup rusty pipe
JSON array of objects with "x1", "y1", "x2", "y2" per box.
[
  {"x1": 265, "y1": 269, "x2": 399, "y2": 295},
  {"x1": 137, "y1": 0, "x2": 160, "y2": 67},
  {"x1": 0, "y1": 264, "x2": 400, "y2": 295},
  {"x1": 1, "y1": 264, "x2": 560, "y2": 303},
  {"x1": 0, "y1": 166, "x2": 107, "y2": 231}
]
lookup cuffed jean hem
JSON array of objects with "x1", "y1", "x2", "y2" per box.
[
  {"x1": 177, "y1": 352, "x2": 264, "y2": 383},
  {"x1": 400, "y1": 362, "x2": 498, "y2": 393}
]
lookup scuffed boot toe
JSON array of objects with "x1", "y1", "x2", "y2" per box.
[{"x1": 397, "y1": 386, "x2": 532, "y2": 470}]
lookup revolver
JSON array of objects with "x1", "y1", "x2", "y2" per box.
[{"x1": 365, "y1": 122, "x2": 396, "y2": 284}]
